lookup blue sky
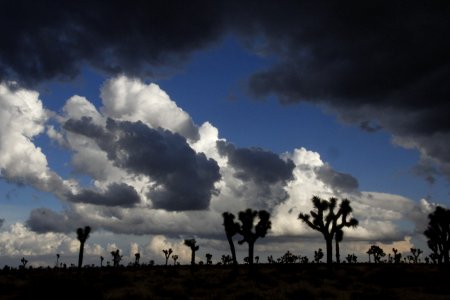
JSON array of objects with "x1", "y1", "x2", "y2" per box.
[{"x1": 0, "y1": 1, "x2": 449, "y2": 267}]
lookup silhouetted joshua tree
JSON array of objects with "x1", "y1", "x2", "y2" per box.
[
  {"x1": 206, "y1": 253, "x2": 212, "y2": 265},
  {"x1": 391, "y1": 248, "x2": 402, "y2": 264},
  {"x1": 409, "y1": 248, "x2": 423, "y2": 263},
  {"x1": 255, "y1": 256, "x2": 259, "y2": 264},
  {"x1": 111, "y1": 249, "x2": 122, "y2": 267},
  {"x1": 221, "y1": 254, "x2": 233, "y2": 265},
  {"x1": 314, "y1": 248, "x2": 324, "y2": 263},
  {"x1": 100, "y1": 256, "x2": 104, "y2": 267},
  {"x1": 222, "y1": 212, "x2": 240, "y2": 266},
  {"x1": 184, "y1": 239, "x2": 199, "y2": 265},
  {"x1": 236, "y1": 209, "x2": 271, "y2": 266},
  {"x1": 163, "y1": 248, "x2": 173, "y2": 266},
  {"x1": 424, "y1": 206, "x2": 450, "y2": 264},
  {"x1": 299, "y1": 196, "x2": 358, "y2": 264},
  {"x1": 367, "y1": 245, "x2": 385, "y2": 263},
  {"x1": 172, "y1": 255, "x2": 178, "y2": 265},
  {"x1": 279, "y1": 251, "x2": 298, "y2": 264},
  {"x1": 345, "y1": 253, "x2": 357, "y2": 263},
  {"x1": 20, "y1": 257, "x2": 28, "y2": 268},
  {"x1": 134, "y1": 252, "x2": 141, "y2": 266},
  {"x1": 76, "y1": 226, "x2": 91, "y2": 269},
  {"x1": 56, "y1": 254, "x2": 60, "y2": 268}
]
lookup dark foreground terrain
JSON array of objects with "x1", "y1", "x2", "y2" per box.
[{"x1": 0, "y1": 264, "x2": 449, "y2": 299}]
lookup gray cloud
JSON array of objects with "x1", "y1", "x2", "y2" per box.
[
  {"x1": 217, "y1": 140, "x2": 295, "y2": 210},
  {"x1": 315, "y1": 164, "x2": 359, "y2": 194},
  {"x1": 64, "y1": 117, "x2": 221, "y2": 211},
  {"x1": 217, "y1": 140, "x2": 294, "y2": 184},
  {"x1": 26, "y1": 208, "x2": 75, "y2": 233},
  {"x1": 68, "y1": 183, "x2": 141, "y2": 207}
]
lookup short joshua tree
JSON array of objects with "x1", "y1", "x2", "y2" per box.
[
  {"x1": 221, "y1": 254, "x2": 233, "y2": 265},
  {"x1": 410, "y1": 248, "x2": 423, "y2": 263},
  {"x1": 20, "y1": 257, "x2": 28, "y2": 269},
  {"x1": 163, "y1": 248, "x2": 173, "y2": 266},
  {"x1": 100, "y1": 256, "x2": 104, "y2": 267},
  {"x1": 56, "y1": 254, "x2": 60, "y2": 268},
  {"x1": 206, "y1": 253, "x2": 212, "y2": 265},
  {"x1": 392, "y1": 248, "x2": 402, "y2": 264},
  {"x1": 345, "y1": 253, "x2": 357, "y2": 264},
  {"x1": 367, "y1": 245, "x2": 385, "y2": 263},
  {"x1": 134, "y1": 252, "x2": 141, "y2": 266},
  {"x1": 314, "y1": 248, "x2": 324, "y2": 263},
  {"x1": 172, "y1": 255, "x2": 179, "y2": 265},
  {"x1": 111, "y1": 249, "x2": 123, "y2": 267},
  {"x1": 279, "y1": 251, "x2": 298, "y2": 264}
]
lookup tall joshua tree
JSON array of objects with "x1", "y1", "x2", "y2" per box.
[
  {"x1": 424, "y1": 206, "x2": 450, "y2": 264},
  {"x1": 237, "y1": 209, "x2": 271, "y2": 265},
  {"x1": 299, "y1": 196, "x2": 358, "y2": 264},
  {"x1": 222, "y1": 212, "x2": 240, "y2": 266},
  {"x1": 184, "y1": 239, "x2": 199, "y2": 265},
  {"x1": 76, "y1": 226, "x2": 91, "y2": 269},
  {"x1": 335, "y1": 200, "x2": 358, "y2": 263}
]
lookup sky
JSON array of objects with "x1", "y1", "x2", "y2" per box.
[{"x1": 0, "y1": 0, "x2": 449, "y2": 267}]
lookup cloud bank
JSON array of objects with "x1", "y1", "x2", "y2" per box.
[{"x1": 0, "y1": 76, "x2": 427, "y2": 254}]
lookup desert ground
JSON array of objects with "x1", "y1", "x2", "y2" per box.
[{"x1": 0, "y1": 264, "x2": 449, "y2": 299}]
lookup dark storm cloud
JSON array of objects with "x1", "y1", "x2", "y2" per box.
[
  {"x1": 217, "y1": 140, "x2": 294, "y2": 184},
  {"x1": 315, "y1": 164, "x2": 359, "y2": 194},
  {"x1": 26, "y1": 208, "x2": 74, "y2": 233},
  {"x1": 236, "y1": 1, "x2": 450, "y2": 183},
  {"x1": 68, "y1": 183, "x2": 141, "y2": 207},
  {"x1": 0, "y1": 0, "x2": 223, "y2": 86},
  {"x1": 3, "y1": 0, "x2": 450, "y2": 184},
  {"x1": 64, "y1": 117, "x2": 221, "y2": 211}
]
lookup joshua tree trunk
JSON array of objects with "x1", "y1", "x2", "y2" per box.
[
  {"x1": 226, "y1": 235, "x2": 238, "y2": 266},
  {"x1": 248, "y1": 240, "x2": 255, "y2": 265},
  {"x1": 78, "y1": 242, "x2": 85, "y2": 268},
  {"x1": 444, "y1": 246, "x2": 449, "y2": 264},
  {"x1": 325, "y1": 237, "x2": 333, "y2": 264},
  {"x1": 191, "y1": 249, "x2": 196, "y2": 265},
  {"x1": 335, "y1": 240, "x2": 340, "y2": 263}
]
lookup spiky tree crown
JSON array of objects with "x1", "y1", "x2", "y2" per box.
[
  {"x1": 237, "y1": 208, "x2": 271, "y2": 244},
  {"x1": 76, "y1": 226, "x2": 91, "y2": 243},
  {"x1": 184, "y1": 239, "x2": 199, "y2": 251},
  {"x1": 223, "y1": 212, "x2": 240, "y2": 236}
]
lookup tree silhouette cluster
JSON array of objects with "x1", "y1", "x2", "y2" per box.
[{"x1": 19, "y1": 195, "x2": 448, "y2": 269}]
